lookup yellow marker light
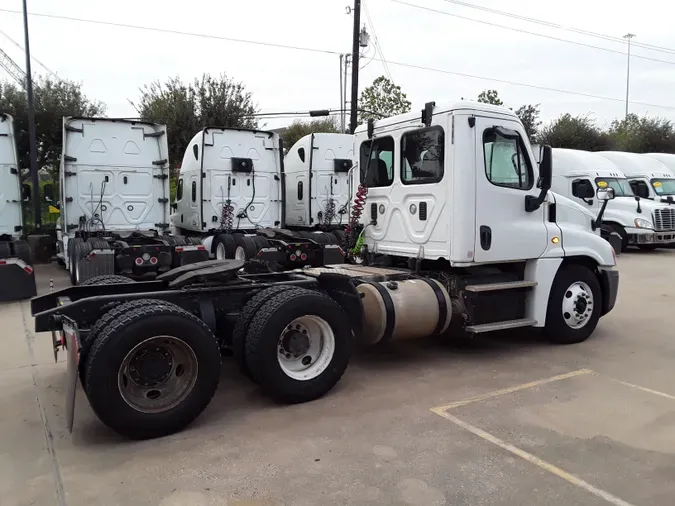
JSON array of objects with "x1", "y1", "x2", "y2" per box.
[
  {"x1": 653, "y1": 181, "x2": 663, "y2": 188},
  {"x1": 597, "y1": 181, "x2": 608, "y2": 188},
  {"x1": 551, "y1": 236, "x2": 560, "y2": 244}
]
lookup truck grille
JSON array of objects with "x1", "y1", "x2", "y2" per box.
[{"x1": 654, "y1": 208, "x2": 675, "y2": 231}]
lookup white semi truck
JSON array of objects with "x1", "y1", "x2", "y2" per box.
[
  {"x1": 32, "y1": 101, "x2": 619, "y2": 440},
  {"x1": 170, "y1": 128, "x2": 349, "y2": 268},
  {"x1": 638, "y1": 153, "x2": 675, "y2": 201},
  {"x1": 56, "y1": 117, "x2": 208, "y2": 285},
  {"x1": 598, "y1": 151, "x2": 675, "y2": 204},
  {"x1": 550, "y1": 148, "x2": 675, "y2": 251},
  {"x1": 0, "y1": 113, "x2": 37, "y2": 301}
]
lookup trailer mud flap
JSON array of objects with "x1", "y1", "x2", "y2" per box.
[
  {"x1": 0, "y1": 258, "x2": 37, "y2": 302},
  {"x1": 77, "y1": 249, "x2": 115, "y2": 283},
  {"x1": 62, "y1": 320, "x2": 81, "y2": 433}
]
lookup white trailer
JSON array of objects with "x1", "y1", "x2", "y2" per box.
[
  {"x1": 550, "y1": 148, "x2": 675, "y2": 251},
  {"x1": 57, "y1": 117, "x2": 208, "y2": 285},
  {"x1": 0, "y1": 113, "x2": 36, "y2": 301},
  {"x1": 171, "y1": 127, "x2": 346, "y2": 268}
]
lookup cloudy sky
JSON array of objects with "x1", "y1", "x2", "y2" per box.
[{"x1": 1, "y1": 0, "x2": 673, "y2": 131}]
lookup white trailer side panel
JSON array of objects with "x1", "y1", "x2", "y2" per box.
[{"x1": 0, "y1": 114, "x2": 22, "y2": 238}]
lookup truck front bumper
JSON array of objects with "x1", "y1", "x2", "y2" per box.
[
  {"x1": 627, "y1": 228, "x2": 675, "y2": 245},
  {"x1": 599, "y1": 267, "x2": 619, "y2": 316}
]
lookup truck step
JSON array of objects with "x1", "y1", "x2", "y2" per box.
[
  {"x1": 465, "y1": 318, "x2": 537, "y2": 333},
  {"x1": 465, "y1": 280, "x2": 537, "y2": 293}
]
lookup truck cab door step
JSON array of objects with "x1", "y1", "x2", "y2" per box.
[
  {"x1": 465, "y1": 318, "x2": 537, "y2": 333},
  {"x1": 465, "y1": 280, "x2": 537, "y2": 292}
]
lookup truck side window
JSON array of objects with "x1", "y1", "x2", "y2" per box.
[
  {"x1": 193, "y1": 144, "x2": 199, "y2": 161},
  {"x1": 360, "y1": 136, "x2": 394, "y2": 187},
  {"x1": 401, "y1": 126, "x2": 444, "y2": 185},
  {"x1": 191, "y1": 181, "x2": 197, "y2": 202},
  {"x1": 177, "y1": 178, "x2": 184, "y2": 201},
  {"x1": 483, "y1": 129, "x2": 532, "y2": 190},
  {"x1": 298, "y1": 147, "x2": 306, "y2": 163}
]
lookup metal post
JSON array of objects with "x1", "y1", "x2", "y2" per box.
[
  {"x1": 339, "y1": 54, "x2": 344, "y2": 133},
  {"x1": 23, "y1": 0, "x2": 41, "y2": 230},
  {"x1": 623, "y1": 33, "x2": 635, "y2": 120},
  {"x1": 349, "y1": 0, "x2": 361, "y2": 133}
]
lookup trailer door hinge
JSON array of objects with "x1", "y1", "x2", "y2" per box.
[
  {"x1": 152, "y1": 159, "x2": 168, "y2": 166},
  {"x1": 153, "y1": 174, "x2": 168, "y2": 180},
  {"x1": 65, "y1": 124, "x2": 83, "y2": 133},
  {"x1": 274, "y1": 174, "x2": 280, "y2": 181},
  {"x1": 64, "y1": 170, "x2": 76, "y2": 177},
  {"x1": 66, "y1": 197, "x2": 73, "y2": 203},
  {"x1": 64, "y1": 155, "x2": 77, "y2": 162},
  {"x1": 154, "y1": 222, "x2": 169, "y2": 228},
  {"x1": 144, "y1": 130, "x2": 165, "y2": 138},
  {"x1": 158, "y1": 198, "x2": 169, "y2": 203},
  {"x1": 14, "y1": 225, "x2": 22, "y2": 232},
  {"x1": 10, "y1": 167, "x2": 17, "y2": 174}
]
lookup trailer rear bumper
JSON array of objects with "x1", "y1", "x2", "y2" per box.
[
  {"x1": 0, "y1": 258, "x2": 37, "y2": 302},
  {"x1": 116, "y1": 244, "x2": 173, "y2": 274}
]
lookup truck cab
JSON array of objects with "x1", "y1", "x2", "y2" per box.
[
  {"x1": 598, "y1": 151, "x2": 675, "y2": 205},
  {"x1": 551, "y1": 148, "x2": 675, "y2": 250},
  {"x1": 352, "y1": 101, "x2": 618, "y2": 343},
  {"x1": 642, "y1": 153, "x2": 675, "y2": 201}
]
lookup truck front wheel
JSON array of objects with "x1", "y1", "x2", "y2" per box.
[
  {"x1": 545, "y1": 264, "x2": 602, "y2": 344},
  {"x1": 84, "y1": 299, "x2": 221, "y2": 439}
]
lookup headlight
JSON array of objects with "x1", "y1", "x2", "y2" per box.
[{"x1": 634, "y1": 218, "x2": 653, "y2": 229}]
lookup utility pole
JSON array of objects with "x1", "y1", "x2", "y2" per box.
[
  {"x1": 623, "y1": 33, "x2": 635, "y2": 120},
  {"x1": 23, "y1": 0, "x2": 41, "y2": 230},
  {"x1": 349, "y1": 0, "x2": 361, "y2": 133}
]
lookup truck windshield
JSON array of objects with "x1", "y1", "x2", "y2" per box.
[
  {"x1": 595, "y1": 177, "x2": 634, "y2": 197},
  {"x1": 651, "y1": 178, "x2": 675, "y2": 196}
]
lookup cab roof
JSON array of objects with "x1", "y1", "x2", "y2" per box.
[
  {"x1": 596, "y1": 151, "x2": 673, "y2": 179},
  {"x1": 552, "y1": 148, "x2": 625, "y2": 178}
]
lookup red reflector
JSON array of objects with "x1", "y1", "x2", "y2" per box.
[
  {"x1": 300, "y1": 253, "x2": 307, "y2": 261},
  {"x1": 149, "y1": 256, "x2": 158, "y2": 265},
  {"x1": 135, "y1": 257, "x2": 144, "y2": 265},
  {"x1": 290, "y1": 254, "x2": 297, "y2": 261},
  {"x1": 23, "y1": 266, "x2": 33, "y2": 274},
  {"x1": 257, "y1": 251, "x2": 263, "y2": 256},
  {"x1": 175, "y1": 247, "x2": 184, "y2": 252},
  {"x1": 197, "y1": 245, "x2": 206, "y2": 251},
  {"x1": 0, "y1": 260, "x2": 6, "y2": 265}
]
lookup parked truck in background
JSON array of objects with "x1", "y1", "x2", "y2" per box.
[
  {"x1": 597, "y1": 151, "x2": 675, "y2": 204},
  {"x1": 551, "y1": 148, "x2": 675, "y2": 251},
  {"x1": 56, "y1": 117, "x2": 208, "y2": 285},
  {"x1": 0, "y1": 113, "x2": 37, "y2": 301},
  {"x1": 170, "y1": 127, "x2": 347, "y2": 269}
]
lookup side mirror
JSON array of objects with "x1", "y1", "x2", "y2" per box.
[
  {"x1": 572, "y1": 180, "x2": 595, "y2": 200},
  {"x1": 636, "y1": 185, "x2": 650, "y2": 199},
  {"x1": 43, "y1": 183, "x2": 54, "y2": 202},
  {"x1": 597, "y1": 188, "x2": 615, "y2": 201},
  {"x1": 538, "y1": 145, "x2": 552, "y2": 191},
  {"x1": 21, "y1": 183, "x2": 31, "y2": 201}
]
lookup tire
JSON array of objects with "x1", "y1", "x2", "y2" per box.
[
  {"x1": 84, "y1": 300, "x2": 221, "y2": 439},
  {"x1": 252, "y1": 236, "x2": 270, "y2": 249},
  {"x1": 12, "y1": 240, "x2": 31, "y2": 264},
  {"x1": 213, "y1": 233, "x2": 237, "y2": 259},
  {"x1": 232, "y1": 286, "x2": 306, "y2": 379},
  {"x1": 607, "y1": 224, "x2": 628, "y2": 252},
  {"x1": 244, "y1": 289, "x2": 352, "y2": 404},
  {"x1": 79, "y1": 275, "x2": 135, "y2": 286},
  {"x1": 68, "y1": 238, "x2": 86, "y2": 285},
  {"x1": 545, "y1": 264, "x2": 602, "y2": 345},
  {"x1": 87, "y1": 238, "x2": 110, "y2": 250},
  {"x1": 330, "y1": 230, "x2": 346, "y2": 245},
  {"x1": 0, "y1": 241, "x2": 11, "y2": 259},
  {"x1": 233, "y1": 234, "x2": 258, "y2": 260}
]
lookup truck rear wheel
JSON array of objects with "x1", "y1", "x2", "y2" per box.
[
  {"x1": 214, "y1": 233, "x2": 237, "y2": 259},
  {"x1": 12, "y1": 240, "x2": 31, "y2": 264},
  {"x1": 0, "y1": 241, "x2": 10, "y2": 259},
  {"x1": 545, "y1": 264, "x2": 602, "y2": 344},
  {"x1": 232, "y1": 285, "x2": 306, "y2": 379},
  {"x1": 84, "y1": 299, "x2": 221, "y2": 439},
  {"x1": 244, "y1": 290, "x2": 352, "y2": 404},
  {"x1": 234, "y1": 235, "x2": 258, "y2": 260}
]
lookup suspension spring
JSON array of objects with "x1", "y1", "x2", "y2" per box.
[
  {"x1": 344, "y1": 182, "x2": 368, "y2": 249},
  {"x1": 220, "y1": 200, "x2": 234, "y2": 232}
]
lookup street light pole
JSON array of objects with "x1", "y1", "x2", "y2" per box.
[
  {"x1": 349, "y1": 0, "x2": 361, "y2": 133},
  {"x1": 22, "y1": 0, "x2": 41, "y2": 230},
  {"x1": 623, "y1": 33, "x2": 635, "y2": 120}
]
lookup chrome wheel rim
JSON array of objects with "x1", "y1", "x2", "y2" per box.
[
  {"x1": 235, "y1": 246, "x2": 247, "y2": 260},
  {"x1": 216, "y1": 242, "x2": 226, "y2": 260},
  {"x1": 561, "y1": 281, "x2": 594, "y2": 329},
  {"x1": 277, "y1": 316, "x2": 335, "y2": 381},
  {"x1": 118, "y1": 336, "x2": 198, "y2": 413}
]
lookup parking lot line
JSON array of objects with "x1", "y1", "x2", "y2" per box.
[
  {"x1": 431, "y1": 408, "x2": 635, "y2": 506},
  {"x1": 430, "y1": 369, "x2": 592, "y2": 412},
  {"x1": 596, "y1": 373, "x2": 675, "y2": 402}
]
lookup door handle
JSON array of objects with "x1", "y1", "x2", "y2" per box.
[{"x1": 479, "y1": 225, "x2": 492, "y2": 251}]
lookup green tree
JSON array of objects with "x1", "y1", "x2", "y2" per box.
[
  {"x1": 477, "y1": 89, "x2": 503, "y2": 106},
  {"x1": 607, "y1": 114, "x2": 675, "y2": 153},
  {"x1": 537, "y1": 113, "x2": 611, "y2": 151},
  {"x1": 280, "y1": 117, "x2": 341, "y2": 151},
  {"x1": 0, "y1": 76, "x2": 105, "y2": 180},
  {"x1": 132, "y1": 73, "x2": 258, "y2": 171},
  {"x1": 358, "y1": 76, "x2": 411, "y2": 124},
  {"x1": 515, "y1": 104, "x2": 541, "y2": 143}
]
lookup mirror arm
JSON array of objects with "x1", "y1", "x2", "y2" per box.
[{"x1": 592, "y1": 199, "x2": 610, "y2": 231}]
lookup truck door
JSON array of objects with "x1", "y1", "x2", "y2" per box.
[{"x1": 473, "y1": 117, "x2": 548, "y2": 262}]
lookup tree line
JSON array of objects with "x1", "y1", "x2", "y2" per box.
[{"x1": 2, "y1": 75, "x2": 675, "y2": 190}]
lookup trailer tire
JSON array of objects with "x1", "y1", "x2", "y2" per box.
[
  {"x1": 213, "y1": 234, "x2": 237, "y2": 259},
  {"x1": 245, "y1": 289, "x2": 352, "y2": 404},
  {"x1": 233, "y1": 235, "x2": 258, "y2": 260},
  {"x1": 0, "y1": 241, "x2": 11, "y2": 259},
  {"x1": 232, "y1": 285, "x2": 307, "y2": 379},
  {"x1": 12, "y1": 240, "x2": 31, "y2": 264},
  {"x1": 545, "y1": 264, "x2": 602, "y2": 345},
  {"x1": 84, "y1": 300, "x2": 221, "y2": 439}
]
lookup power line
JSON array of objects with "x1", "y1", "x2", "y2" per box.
[
  {"x1": 392, "y1": 0, "x2": 675, "y2": 66},
  {"x1": 0, "y1": 8, "x2": 341, "y2": 56},
  {"x1": 363, "y1": 1, "x2": 394, "y2": 81},
  {"x1": 439, "y1": 0, "x2": 675, "y2": 56},
  {"x1": 2, "y1": 6, "x2": 674, "y2": 111}
]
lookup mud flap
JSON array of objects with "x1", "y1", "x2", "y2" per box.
[
  {"x1": 77, "y1": 249, "x2": 115, "y2": 283},
  {"x1": 62, "y1": 320, "x2": 81, "y2": 433},
  {"x1": 0, "y1": 259, "x2": 37, "y2": 302}
]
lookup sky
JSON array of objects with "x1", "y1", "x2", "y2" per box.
[{"x1": 0, "y1": 0, "x2": 673, "y2": 131}]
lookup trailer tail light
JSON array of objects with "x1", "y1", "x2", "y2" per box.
[
  {"x1": 135, "y1": 257, "x2": 144, "y2": 266},
  {"x1": 290, "y1": 254, "x2": 297, "y2": 261},
  {"x1": 0, "y1": 260, "x2": 5, "y2": 265},
  {"x1": 300, "y1": 253, "x2": 307, "y2": 261},
  {"x1": 23, "y1": 265, "x2": 33, "y2": 274},
  {"x1": 175, "y1": 246, "x2": 184, "y2": 252},
  {"x1": 149, "y1": 256, "x2": 158, "y2": 265},
  {"x1": 196, "y1": 245, "x2": 206, "y2": 251}
]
